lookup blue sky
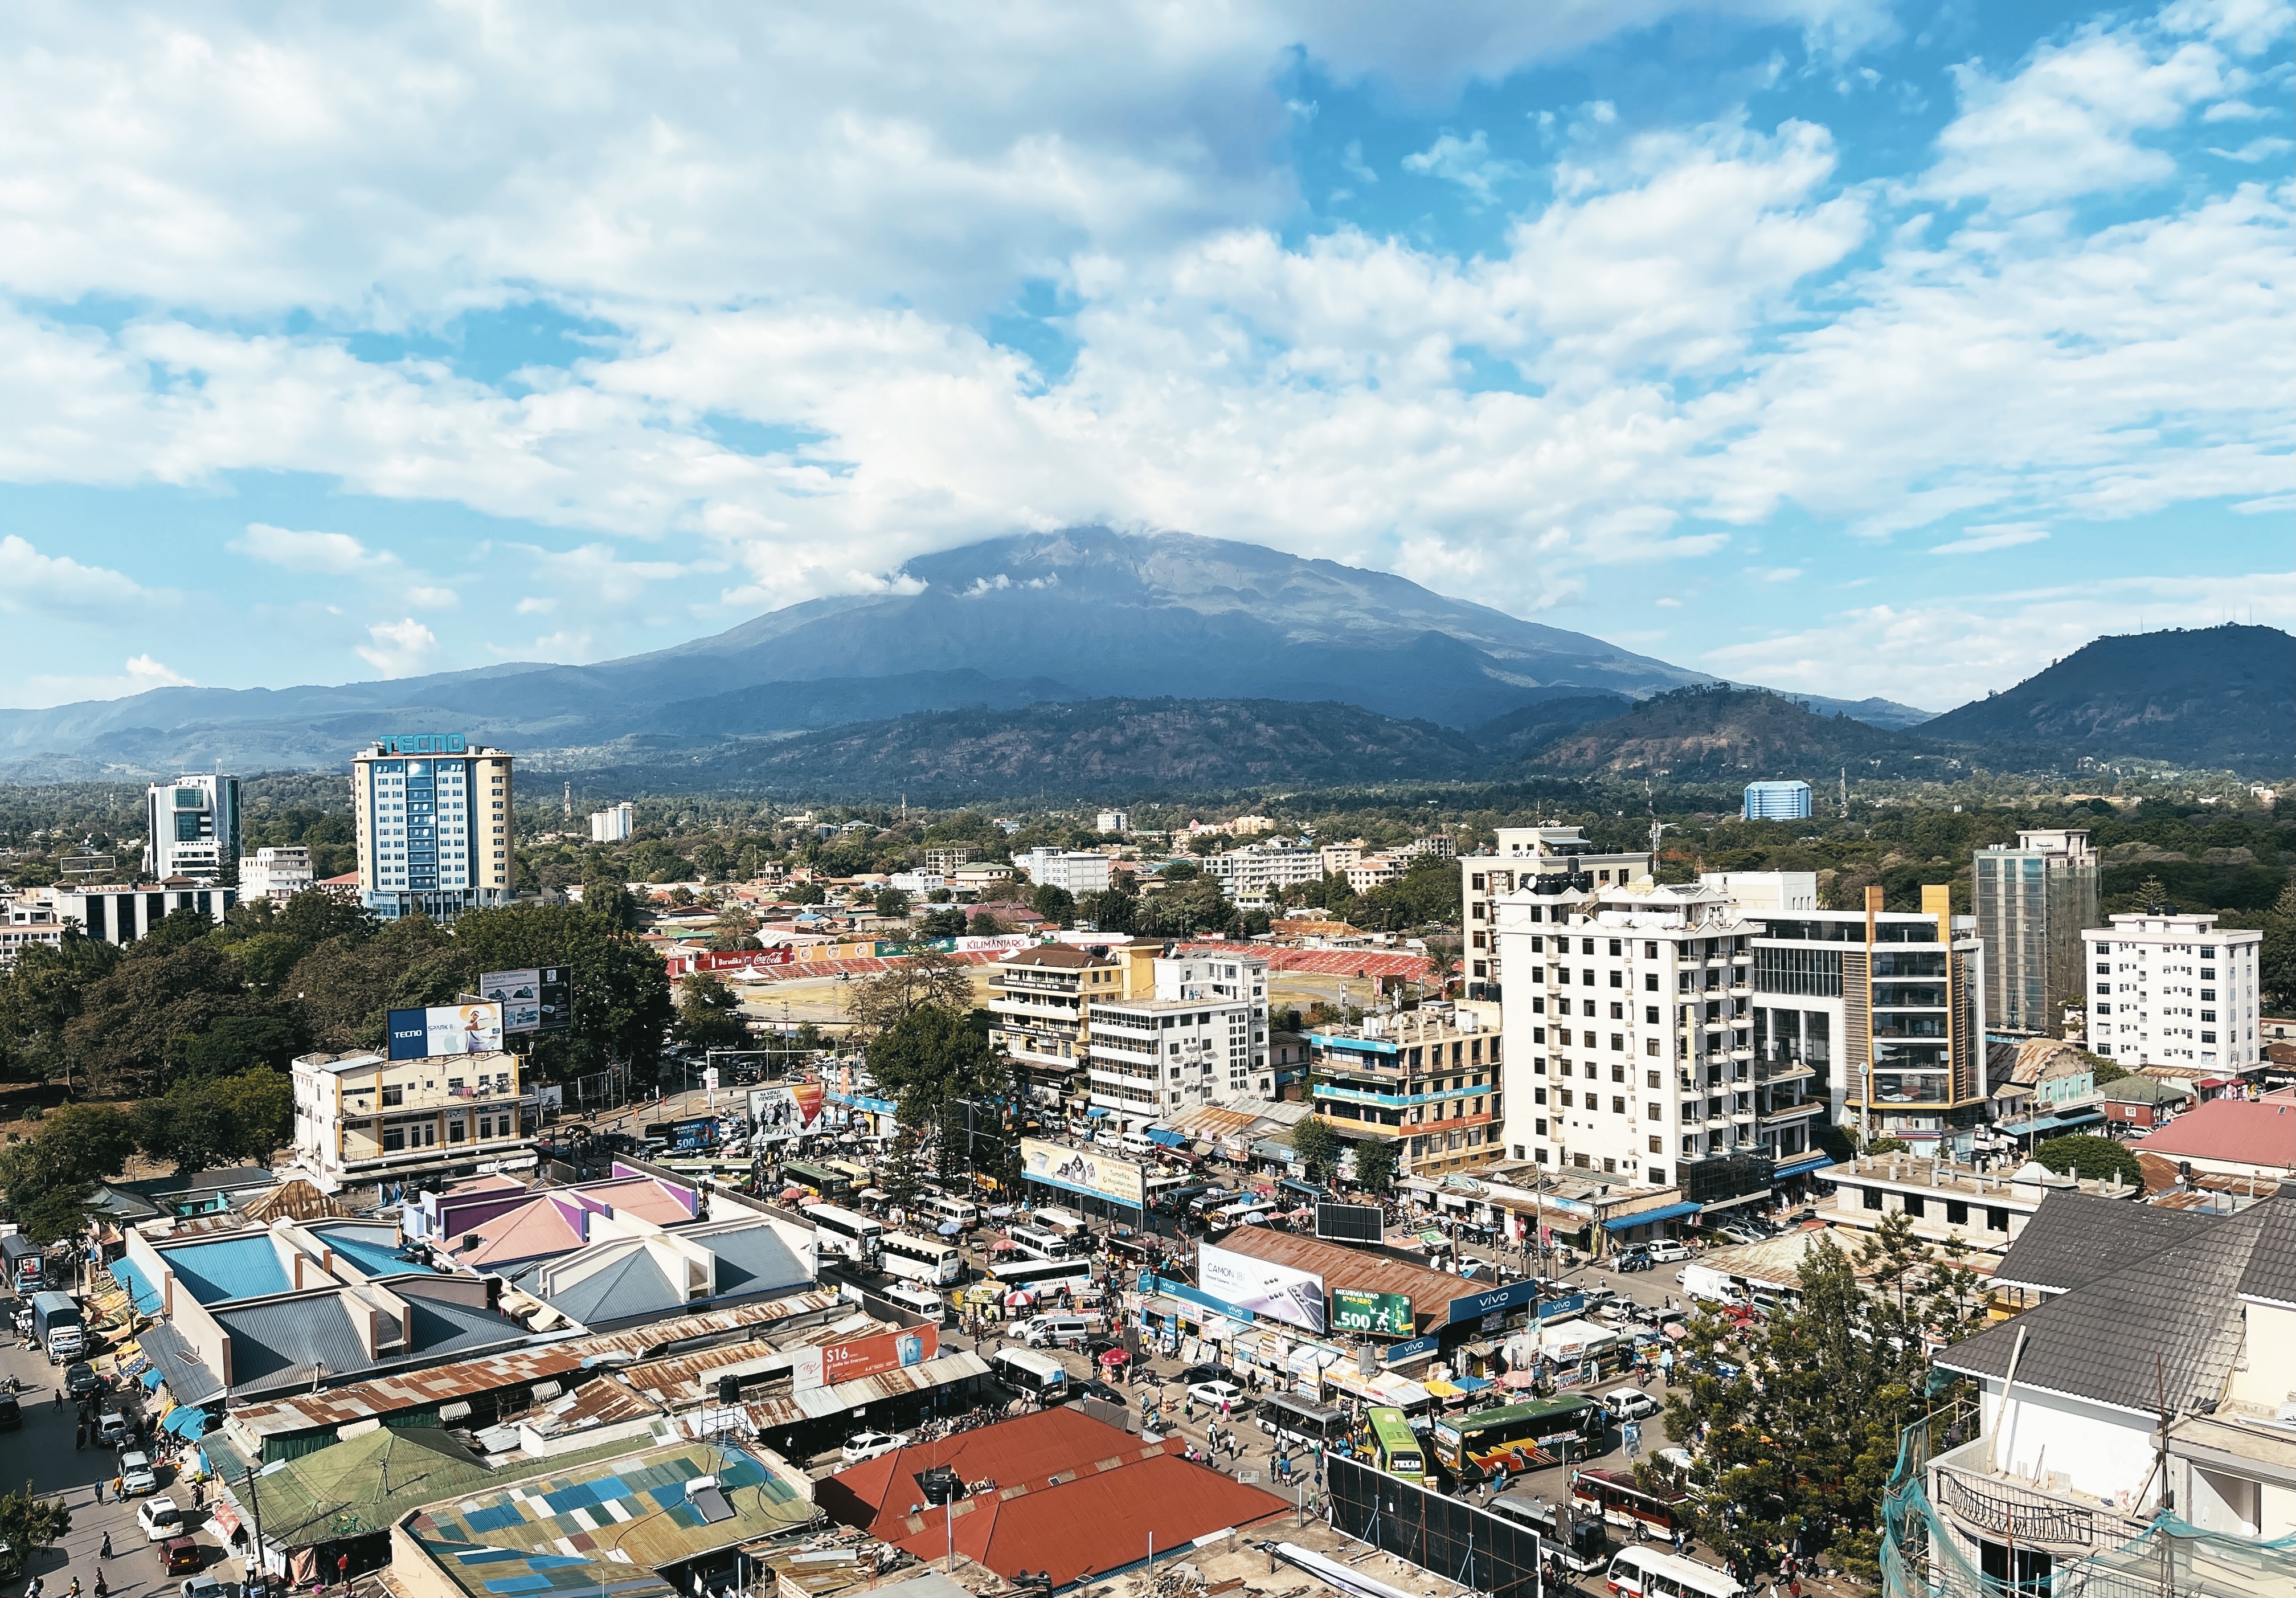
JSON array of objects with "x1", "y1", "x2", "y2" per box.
[{"x1": 0, "y1": 0, "x2": 2286, "y2": 714}]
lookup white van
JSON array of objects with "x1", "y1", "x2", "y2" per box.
[
  {"x1": 1119, "y1": 1130, "x2": 1156, "y2": 1156},
  {"x1": 1021, "y1": 1311, "x2": 1106, "y2": 1349},
  {"x1": 884, "y1": 1283, "x2": 950, "y2": 1323}
]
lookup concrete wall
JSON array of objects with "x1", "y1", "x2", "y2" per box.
[{"x1": 1980, "y1": 1378, "x2": 2159, "y2": 1511}]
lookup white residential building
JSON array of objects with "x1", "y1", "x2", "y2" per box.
[
  {"x1": 1016, "y1": 848, "x2": 1112, "y2": 897},
  {"x1": 238, "y1": 846, "x2": 314, "y2": 900},
  {"x1": 1698, "y1": 871, "x2": 1819, "y2": 912},
  {"x1": 352, "y1": 734, "x2": 516, "y2": 921},
  {"x1": 1345, "y1": 855, "x2": 1406, "y2": 895},
  {"x1": 0, "y1": 897, "x2": 64, "y2": 968},
  {"x1": 590, "y1": 802, "x2": 635, "y2": 843},
  {"x1": 143, "y1": 773, "x2": 241, "y2": 881},
  {"x1": 1463, "y1": 826, "x2": 1652, "y2": 1000},
  {"x1": 1084, "y1": 951, "x2": 1271, "y2": 1123},
  {"x1": 1200, "y1": 843, "x2": 1324, "y2": 902},
  {"x1": 1095, "y1": 810, "x2": 1130, "y2": 835},
  {"x1": 2085, "y1": 909, "x2": 2264, "y2": 1068}
]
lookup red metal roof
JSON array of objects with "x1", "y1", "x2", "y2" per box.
[
  {"x1": 824, "y1": 1409, "x2": 1286, "y2": 1586},
  {"x1": 2133, "y1": 1097, "x2": 2296, "y2": 1170}
]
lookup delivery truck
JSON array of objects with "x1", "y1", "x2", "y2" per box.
[{"x1": 31, "y1": 1290, "x2": 84, "y2": 1363}]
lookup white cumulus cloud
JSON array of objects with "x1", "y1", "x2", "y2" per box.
[{"x1": 355, "y1": 616, "x2": 439, "y2": 677}]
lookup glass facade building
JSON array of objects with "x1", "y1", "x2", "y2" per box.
[{"x1": 1972, "y1": 830, "x2": 2098, "y2": 1036}]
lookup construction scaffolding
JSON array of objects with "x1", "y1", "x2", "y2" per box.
[{"x1": 1880, "y1": 1405, "x2": 2296, "y2": 1598}]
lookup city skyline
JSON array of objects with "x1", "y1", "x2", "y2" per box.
[{"x1": 0, "y1": 0, "x2": 2286, "y2": 714}]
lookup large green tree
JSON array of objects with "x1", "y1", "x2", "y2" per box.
[
  {"x1": 0, "y1": 931, "x2": 120, "y2": 1085},
  {"x1": 0, "y1": 1103, "x2": 136, "y2": 1244},
  {"x1": 868, "y1": 1004, "x2": 1014, "y2": 1182},
  {"x1": 1290, "y1": 1117, "x2": 1342, "y2": 1182},
  {"x1": 447, "y1": 902, "x2": 674, "y2": 1082},
  {"x1": 130, "y1": 1069, "x2": 293, "y2": 1175},
  {"x1": 673, "y1": 973, "x2": 751, "y2": 1050},
  {"x1": 2030, "y1": 1133, "x2": 2144, "y2": 1188}
]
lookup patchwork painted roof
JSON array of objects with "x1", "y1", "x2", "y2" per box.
[{"x1": 405, "y1": 1441, "x2": 816, "y2": 1596}]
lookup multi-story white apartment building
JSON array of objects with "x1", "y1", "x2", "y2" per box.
[
  {"x1": 142, "y1": 773, "x2": 241, "y2": 881},
  {"x1": 0, "y1": 897, "x2": 64, "y2": 968},
  {"x1": 986, "y1": 942, "x2": 1157, "y2": 1106},
  {"x1": 1201, "y1": 843, "x2": 1324, "y2": 902},
  {"x1": 1497, "y1": 876, "x2": 1984, "y2": 1187},
  {"x1": 1318, "y1": 843, "x2": 1363, "y2": 877},
  {"x1": 1015, "y1": 847, "x2": 1113, "y2": 897},
  {"x1": 238, "y1": 846, "x2": 314, "y2": 900},
  {"x1": 1095, "y1": 810, "x2": 1129, "y2": 835},
  {"x1": 2086, "y1": 909, "x2": 2264, "y2": 1069},
  {"x1": 1345, "y1": 855, "x2": 1406, "y2": 894},
  {"x1": 1463, "y1": 827, "x2": 1652, "y2": 1000},
  {"x1": 921, "y1": 845, "x2": 972, "y2": 874},
  {"x1": 1974, "y1": 829, "x2": 2099, "y2": 1035},
  {"x1": 290, "y1": 1046, "x2": 539, "y2": 1191},
  {"x1": 1084, "y1": 951, "x2": 1271, "y2": 1123},
  {"x1": 590, "y1": 802, "x2": 635, "y2": 843},
  {"x1": 351, "y1": 734, "x2": 515, "y2": 921}
]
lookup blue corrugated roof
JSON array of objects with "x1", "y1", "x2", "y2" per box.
[
  {"x1": 164, "y1": 1234, "x2": 292, "y2": 1305},
  {"x1": 110, "y1": 1257, "x2": 164, "y2": 1315},
  {"x1": 310, "y1": 1224, "x2": 429, "y2": 1278},
  {"x1": 1603, "y1": 1200, "x2": 1700, "y2": 1231}
]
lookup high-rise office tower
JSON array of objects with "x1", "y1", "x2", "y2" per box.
[
  {"x1": 351, "y1": 734, "x2": 515, "y2": 921},
  {"x1": 1972, "y1": 829, "x2": 2099, "y2": 1035},
  {"x1": 142, "y1": 774, "x2": 240, "y2": 881}
]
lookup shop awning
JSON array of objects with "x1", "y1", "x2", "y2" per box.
[
  {"x1": 140, "y1": 1368, "x2": 166, "y2": 1391},
  {"x1": 1773, "y1": 1153, "x2": 1836, "y2": 1179},
  {"x1": 110, "y1": 1257, "x2": 163, "y2": 1317},
  {"x1": 1698, "y1": 1189, "x2": 1773, "y2": 1215},
  {"x1": 1603, "y1": 1201, "x2": 1700, "y2": 1231},
  {"x1": 1145, "y1": 1128, "x2": 1188, "y2": 1147},
  {"x1": 161, "y1": 1405, "x2": 215, "y2": 1439}
]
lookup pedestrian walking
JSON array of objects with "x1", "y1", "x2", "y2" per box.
[
  {"x1": 99, "y1": 1532, "x2": 111, "y2": 1559},
  {"x1": 92, "y1": 1476, "x2": 103, "y2": 1503},
  {"x1": 53, "y1": 1386, "x2": 62, "y2": 1408}
]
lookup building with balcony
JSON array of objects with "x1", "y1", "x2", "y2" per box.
[
  {"x1": 985, "y1": 941, "x2": 1159, "y2": 1107},
  {"x1": 239, "y1": 845, "x2": 314, "y2": 900},
  {"x1": 290, "y1": 1047, "x2": 542, "y2": 1192},
  {"x1": 1306, "y1": 1001, "x2": 1503, "y2": 1178},
  {"x1": 0, "y1": 895, "x2": 64, "y2": 968},
  {"x1": 353, "y1": 734, "x2": 516, "y2": 921},
  {"x1": 1462, "y1": 827, "x2": 1652, "y2": 1000},
  {"x1": 1889, "y1": 1192, "x2": 2296, "y2": 1598},
  {"x1": 1974, "y1": 829, "x2": 2099, "y2": 1036},
  {"x1": 2086, "y1": 908, "x2": 2264, "y2": 1068},
  {"x1": 1200, "y1": 841, "x2": 1324, "y2": 902},
  {"x1": 1013, "y1": 847, "x2": 1113, "y2": 896},
  {"x1": 1083, "y1": 951, "x2": 1270, "y2": 1124}
]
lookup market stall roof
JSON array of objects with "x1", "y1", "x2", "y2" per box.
[
  {"x1": 1202, "y1": 1222, "x2": 1464, "y2": 1316},
  {"x1": 236, "y1": 1423, "x2": 500, "y2": 1551}
]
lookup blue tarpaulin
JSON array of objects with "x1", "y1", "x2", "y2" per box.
[
  {"x1": 1144, "y1": 1128, "x2": 1188, "y2": 1146},
  {"x1": 161, "y1": 1406, "x2": 213, "y2": 1438},
  {"x1": 140, "y1": 1368, "x2": 165, "y2": 1391},
  {"x1": 1773, "y1": 1152, "x2": 1836, "y2": 1179}
]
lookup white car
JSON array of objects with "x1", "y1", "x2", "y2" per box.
[
  {"x1": 841, "y1": 1430, "x2": 911, "y2": 1465},
  {"x1": 181, "y1": 1577, "x2": 235, "y2": 1598},
  {"x1": 1603, "y1": 1388, "x2": 1661, "y2": 1422},
  {"x1": 1188, "y1": 1380, "x2": 1246, "y2": 1409},
  {"x1": 96, "y1": 1406, "x2": 130, "y2": 1445},
  {"x1": 138, "y1": 1495, "x2": 185, "y2": 1540},
  {"x1": 1646, "y1": 1240, "x2": 1692, "y2": 1264},
  {"x1": 119, "y1": 1450, "x2": 159, "y2": 1496}
]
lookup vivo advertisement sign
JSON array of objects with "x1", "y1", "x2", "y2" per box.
[
  {"x1": 386, "y1": 1002, "x2": 504, "y2": 1061},
  {"x1": 1446, "y1": 1278, "x2": 1540, "y2": 1326}
]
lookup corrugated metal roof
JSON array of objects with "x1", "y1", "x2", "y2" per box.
[
  {"x1": 621, "y1": 1310, "x2": 877, "y2": 1402},
  {"x1": 821, "y1": 1406, "x2": 1175, "y2": 1540},
  {"x1": 229, "y1": 1288, "x2": 845, "y2": 1437},
  {"x1": 1204, "y1": 1224, "x2": 1463, "y2": 1313},
  {"x1": 215, "y1": 1296, "x2": 371, "y2": 1397},
  {"x1": 795, "y1": 1349, "x2": 989, "y2": 1419}
]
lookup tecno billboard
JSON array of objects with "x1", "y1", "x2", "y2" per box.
[
  {"x1": 1020, "y1": 1139, "x2": 1144, "y2": 1208},
  {"x1": 386, "y1": 1002, "x2": 504, "y2": 1061},
  {"x1": 1198, "y1": 1240, "x2": 1327, "y2": 1334}
]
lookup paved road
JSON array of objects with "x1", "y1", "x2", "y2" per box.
[{"x1": 0, "y1": 1321, "x2": 245, "y2": 1597}]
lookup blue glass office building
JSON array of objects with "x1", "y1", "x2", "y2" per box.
[{"x1": 1742, "y1": 780, "x2": 1813, "y2": 820}]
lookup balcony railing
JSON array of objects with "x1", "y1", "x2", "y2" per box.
[{"x1": 1935, "y1": 1465, "x2": 2096, "y2": 1547}]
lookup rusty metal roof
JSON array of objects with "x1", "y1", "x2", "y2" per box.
[
  {"x1": 1204, "y1": 1225, "x2": 1465, "y2": 1315},
  {"x1": 620, "y1": 1310, "x2": 878, "y2": 1402},
  {"x1": 228, "y1": 1287, "x2": 844, "y2": 1438}
]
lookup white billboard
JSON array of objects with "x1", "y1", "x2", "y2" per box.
[
  {"x1": 1198, "y1": 1240, "x2": 1327, "y2": 1334},
  {"x1": 1021, "y1": 1139, "x2": 1143, "y2": 1207}
]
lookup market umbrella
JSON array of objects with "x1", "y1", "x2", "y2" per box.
[
  {"x1": 1004, "y1": 1289, "x2": 1037, "y2": 1309},
  {"x1": 1498, "y1": 1371, "x2": 1542, "y2": 1389},
  {"x1": 989, "y1": 1205, "x2": 1016, "y2": 1219},
  {"x1": 988, "y1": 1239, "x2": 1017, "y2": 1253},
  {"x1": 937, "y1": 1221, "x2": 963, "y2": 1237},
  {"x1": 1099, "y1": 1348, "x2": 1130, "y2": 1367}
]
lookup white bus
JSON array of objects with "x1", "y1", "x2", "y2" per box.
[
  {"x1": 991, "y1": 1347, "x2": 1069, "y2": 1401},
  {"x1": 1007, "y1": 1225, "x2": 1070, "y2": 1261},
  {"x1": 1031, "y1": 1205, "x2": 1086, "y2": 1236},
  {"x1": 879, "y1": 1231, "x2": 964, "y2": 1286},
  {"x1": 1603, "y1": 1548, "x2": 1744, "y2": 1598},
  {"x1": 989, "y1": 1257, "x2": 1095, "y2": 1295},
  {"x1": 808, "y1": 1203, "x2": 885, "y2": 1265},
  {"x1": 1208, "y1": 1199, "x2": 1278, "y2": 1231},
  {"x1": 918, "y1": 1193, "x2": 980, "y2": 1231}
]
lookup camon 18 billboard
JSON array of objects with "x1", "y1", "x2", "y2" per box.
[
  {"x1": 1198, "y1": 1240, "x2": 1328, "y2": 1334},
  {"x1": 386, "y1": 1002, "x2": 504, "y2": 1061},
  {"x1": 1020, "y1": 1139, "x2": 1144, "y2": 1208}
]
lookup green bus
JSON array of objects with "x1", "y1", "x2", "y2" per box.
[
  {"x1": 1365, "y1": 1407, "x2": 1425, "y2": 1484},
  {"x1": 781, "y1": 1162, "x2": 854, "y2": 1199},
  {"x1": 1430, "y1": 1395, "x2": 1604, "y2": 1484}
]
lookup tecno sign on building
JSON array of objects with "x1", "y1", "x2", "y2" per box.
[{"x1": 377, "y1": 733, "x2": 470, "y2": 754}]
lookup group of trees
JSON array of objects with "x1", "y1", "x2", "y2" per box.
[
  {"x1": 837, "y1": 952, "x2": 1021, "y2": 1196},
  {"x1": 1287, "y1": 1117, "x2": 1397, "y2": 1196},
  {"x1": 1657, "y1": 1213, "x2": 1987, "y2": 1583}
]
